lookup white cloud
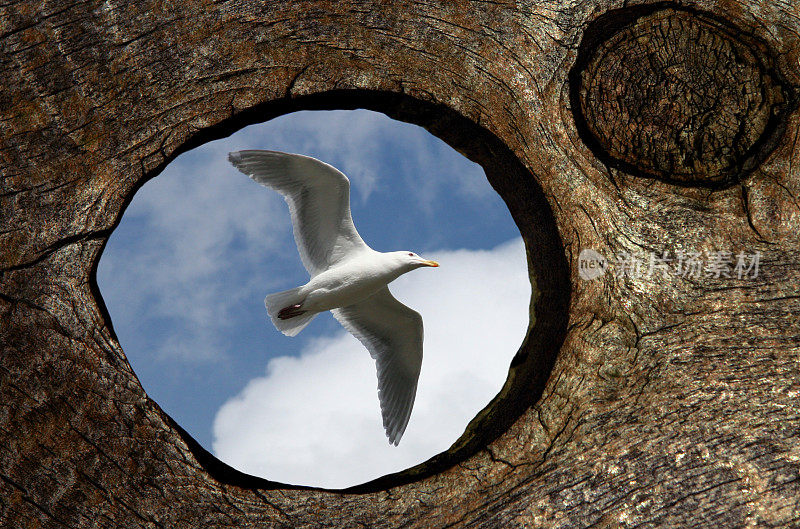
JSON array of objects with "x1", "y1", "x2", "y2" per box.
[{"x1": 212, "y1": 238, "x2": 531, "y2": 488}]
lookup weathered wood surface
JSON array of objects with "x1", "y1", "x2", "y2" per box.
[{"x1": 2, "y1": 0, "x2": 799, "y2": 527}]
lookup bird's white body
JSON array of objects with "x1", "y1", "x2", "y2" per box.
[
  {"x1": 301, "y1": 251, "x2": 413, "y2": 313},
  {"x1": 228, "y1": 150, "x2": 438, "y2": 445}
]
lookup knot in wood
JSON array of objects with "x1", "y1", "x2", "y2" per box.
[{"x1": 570, "y1": 6, "x2": 796, "y2": 187}]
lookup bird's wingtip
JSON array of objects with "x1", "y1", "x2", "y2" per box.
[{"x1": 387, "y1": 429, "x2": 402, "y2": 446}]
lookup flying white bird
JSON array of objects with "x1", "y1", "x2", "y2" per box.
[{"x1": 228, "y1": 150, "x2": 439, "y2": 445}]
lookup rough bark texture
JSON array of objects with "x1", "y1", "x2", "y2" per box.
[{"x1": 2, "y1": 0, "x2": 799, "y2": 527}]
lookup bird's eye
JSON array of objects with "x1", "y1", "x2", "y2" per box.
[{"x1": 408, "y1": 253, "x2": 414, "y2": 257}]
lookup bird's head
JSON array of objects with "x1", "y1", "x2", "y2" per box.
[{"x1": 392, "y1": 251, "x2": 439, "y2": 271}]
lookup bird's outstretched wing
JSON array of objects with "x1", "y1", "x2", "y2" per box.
[
  {"x1": 332, "y1": 287, "x2": 423, "y2": 445},
  {"x1": 229, "y1": 150, "x2": 369, "y2": 275}
]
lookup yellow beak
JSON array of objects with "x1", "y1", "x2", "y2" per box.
[{"x1": 423, "y1": 260, "x2": 439, "y2": 267}]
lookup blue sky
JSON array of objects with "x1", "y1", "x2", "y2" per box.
[{"x1": 97, "y1": 109, "x2": 530, "y2": 488}]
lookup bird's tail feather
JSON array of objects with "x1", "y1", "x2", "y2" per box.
[{"x1": 264, "y1": 287, "x2": 316, "y2": 337}]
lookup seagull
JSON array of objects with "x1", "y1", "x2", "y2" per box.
[{"x1": 228, "y1": 150, "x2": 439, "y2": 445}]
